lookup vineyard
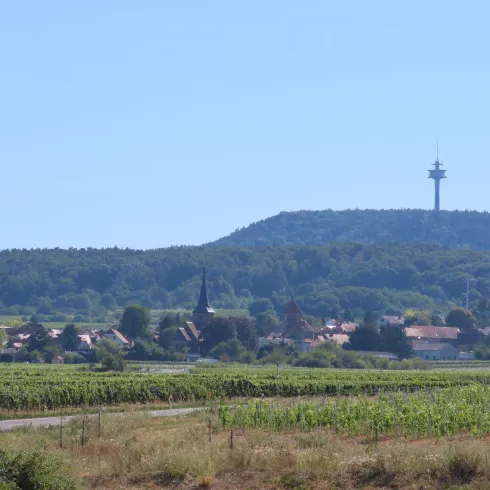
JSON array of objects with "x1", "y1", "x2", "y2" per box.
[
  {"x1": 219, "y1": 384, "x2": 490, "y2": 439},
  {"x1": 3, "y1": 364, "x2": 490, "y2": 412}
]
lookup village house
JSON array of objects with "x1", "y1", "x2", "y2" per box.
[
  {"x1": 0, "y1": 348, "x2": 22, "y2": 362},
  {"x1": 405, "y1": 326, "x2": 460, "y2": 344},
  {"x1": 171, "y1": 327, "x2": 193, "y2": 350},
  {"x1": 6, "y1": 322, "x2": 45, "y2": 336},
  {"x1": 320, "y1": 321, "x2": 358, "y2": 336},
  {"x1": 51, "y1": 355, "x2": 64, "y2": 364},
  {"x1": 324, "y1": 333, "x2": 350, "y2": 346},
  {"x1": 79, "y1": 329, "x2": 102, "y2": 344},
  {"x1": 8, "y1": 334, "x2": 32, "y2": 348},
  {"x1": 102, "y1": 329, "x2": 131, "y2": 348},
  {"x1": 412, "y1": 342, "x2": 459, "y2": 361},
  {"x1": 48, "y1": 329, "x2": 62, "y2": 340},
  {"x1": 76, "y1": 334, "x2": 92, "y2": 351},
  {"x1": 159, "y1": 321, "x2": 202, "y2": 354}
]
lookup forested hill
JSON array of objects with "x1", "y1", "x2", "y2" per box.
[
  {"x1": 209, "y1": 209, "x2": 490, "y2": 249},
  {"x1": 0, "y1": 243, "x2": 490, "y2": 319}
]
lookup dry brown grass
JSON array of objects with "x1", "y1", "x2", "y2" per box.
[{"x1": 2, "y1": 411, "x2": 490, "y2": 489}]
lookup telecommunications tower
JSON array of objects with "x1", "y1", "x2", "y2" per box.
[{"x1": 428, "y1": 143, "x2": 447, "y2": 211}]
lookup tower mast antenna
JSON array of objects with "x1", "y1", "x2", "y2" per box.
[{"x1": 427, "y1": 141, "x2": 447, "y2": 212}]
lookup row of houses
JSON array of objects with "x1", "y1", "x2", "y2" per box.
[
  {"x1": 1, "y1": 323, "x2": 132, "y2": 362},
  {"x1": 260, "y1": 299, "x2": 478, "y2": 360}
]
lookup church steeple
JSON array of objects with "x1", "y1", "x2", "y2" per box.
[
  {"x1": 194, "y1": 268, "x2": 213, "y2": 314},
  {"x1": 192, "y1": 268, "x2": 215, "y2": 331}
]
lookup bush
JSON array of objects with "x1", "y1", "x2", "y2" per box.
[
  {"x1": 63, "y1": 352, "x2": 86, "y2": 364},
  {"x1": 0, "y1": 449, "x2": 79, "y2": 490},
  {"x1": 94, "y1": 339, "x2": 126, "y2": 371}
]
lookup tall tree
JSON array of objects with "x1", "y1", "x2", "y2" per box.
[
  {"x1": 200, "y1": 317, "x2": 237, "y2": 356},
  {"x1": 380, "y1": 325, "x2": 413, "y2": 359},
  {"x1": 209, "y1": 339, "x2": 247, "y2": 362},
  {"x1": 158, "y1": 315, "x2": 175, "y2": 331},
  {"x1": 248, "y1": 298, "x2": 275, "y2": 317},
  {"x1": 363, "y1": 311, "x2": 378, "y2": 328},
  {"x1": 159, "y1": 326, "x2": 178, "y2": 349},
  {"x1": 60, "y1": 323, "x2": 79, "y2": 351},
  {"x1": 343, "y1": 308, "x2": 354, "y2": 322},
  {"x1": 28, "y1": 328, "x2": 50, "y2": 352},
  {"x1": 235, "y1": 317, "x2": 258, "y2": 352},
  {"x1": 95, "y1": 338, "x2": 126, "y2": 371},
  {"x1": 119, "y1": 304, "x2": 151, "y2": 339},
  {"x1": 344, "y1": 324, "x2": 382, "y2": 352},
  {"x1": 446, "y1": 307, "x2": 476, "y2": 331}
]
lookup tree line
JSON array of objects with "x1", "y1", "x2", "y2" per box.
[
  {"x1": 210, "y1": 209, "x2": 490, "y2": 249},
  {"x1": 0, "y1": 241, "x2": 489, "y2": 320}
]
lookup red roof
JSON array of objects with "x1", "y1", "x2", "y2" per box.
[
  {"x1": 405, "y1": 326, "x2": 459, "y2": 340},
  {"x1": 285, "y1": 298, "x2": 302, "y2": 315},
  {"x1": 106, "y1": 329, "x2": 130, "y2": 344},
  {"x1": 280, "y1": 320, "x2": 318, "y2": 339},
  {"x1": 178, "y1": 328, "x2": 191, "y2": 342},
  {"x1": 185, "y1": 322, "x2": 200, "y2": 340}
]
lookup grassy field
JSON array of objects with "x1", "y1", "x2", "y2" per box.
[
  {"x1": 3, "y1": 364, "x2": 490, "y2": 488},
  {"x1": 3, "y1": 405, "x2": 490, "y2": 489}
]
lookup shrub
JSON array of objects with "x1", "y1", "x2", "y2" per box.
[
  {"x1": 94, "y1": 339, "x2": 126, "y2": 371},
  {"x1": 0, "y1": 449, "x2": 79, "y2": 490}
]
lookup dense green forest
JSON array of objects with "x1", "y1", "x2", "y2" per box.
[
  {"x1": 210, "y1": 209, "x2": 490, "y2": 249},
  {"x1": 0, "y1": 243, "x2": 488, "y2": 320}
]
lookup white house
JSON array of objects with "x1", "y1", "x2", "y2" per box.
[
  {"x1": 76, "y1": 335, "x2": 92, "y2": 351},
  {"x1": 103, "y1": 329, "x2": 130, "y2": 348},
  {"x1": 412, "y1": 342, "x2": 459, "y2": 361}
]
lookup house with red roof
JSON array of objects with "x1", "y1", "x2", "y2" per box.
[
  {"x1": 103, "y1": 329, "x2": 132, "y2": 348},
  {"x1": 405, "y1": 326, "x2": 460, "y2": 344}
]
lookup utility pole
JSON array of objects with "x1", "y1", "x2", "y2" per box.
[{"x1": 427, "y1": 142, "x2": 447, "y2": 212}]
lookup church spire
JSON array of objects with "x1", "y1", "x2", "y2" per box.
[
  {"x1": 198, "y1": 268, "x2": 210, "y2": 308},
  {"x1": 193, "y1": 267, "x2": 214, "y2": 314}
]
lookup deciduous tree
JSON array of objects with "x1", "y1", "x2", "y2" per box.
[
  {"x1": 120, "y1": 304, "x2": 151, "y2": 339},
  {"x1": 95, "y1": 338, "x2": 126, "y2": 371},
  {"x1": 446, "y1": 307, "x2": 476, "y2": 331}
]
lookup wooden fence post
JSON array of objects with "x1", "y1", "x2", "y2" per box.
[
  {"x1": 81, "y1": 417, "x2": 86, "y2": 448},
  {"x1": 59, "y1": 417, "x2": 63, "y2": 449}
]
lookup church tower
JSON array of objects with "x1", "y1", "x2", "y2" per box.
[
  {"x1": 285, "y1": 296, "x2": 302, "y2": 330},
  {"x1": 192, "y1": 268, "x2": 215, "y2": 331}
]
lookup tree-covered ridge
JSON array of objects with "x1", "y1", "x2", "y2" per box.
[
  {"x1": 209, "y1": 209, "x2": 490, "y2": 249},
  {"x1": 0, "y1": 243, "x2": 489, "y2": 319}
]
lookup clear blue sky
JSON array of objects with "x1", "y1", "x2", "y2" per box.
[{"x1": 1, "y1": 1, "x2": 489, "y2": 249}]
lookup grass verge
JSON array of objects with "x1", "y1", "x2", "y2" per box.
[{"x1": 2, "y1": 410, "x2": 490, "y2": 489}]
